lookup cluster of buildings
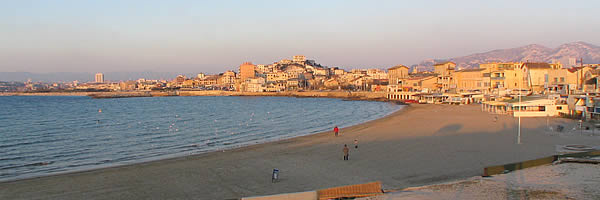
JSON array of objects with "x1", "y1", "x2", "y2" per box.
[
  {"x1": 0, "y1": 79, "x2": 79, "y2": 92},
  {"x1": 8, "y1": 55, "x2": 600, "y2": 121},
  {"x1": 387, "y1": 61, "x2": 600, "y2": 120},
  {"x1": 110, "y1": 55, "x2": 391, "y2": 93}
]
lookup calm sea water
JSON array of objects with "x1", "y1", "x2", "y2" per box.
[{"x1": 0, "y1": 96, "x2": 402, "y2": 181}]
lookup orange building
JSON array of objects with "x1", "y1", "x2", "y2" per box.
[{"x1": 239, "y1": 62, "x2": 256, "y2": 81}]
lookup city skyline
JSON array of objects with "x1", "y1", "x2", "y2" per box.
[{"x1": 2, "y1": 0, "x2": 600, "y2": 74}]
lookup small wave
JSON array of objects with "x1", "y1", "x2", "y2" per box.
[{"x1": 22, "y1": 161, "x2": 54, "y2": 168}]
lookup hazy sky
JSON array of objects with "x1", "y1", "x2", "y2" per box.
[{"x1": 1, "y1": 0, "x2": 599, "y2": 73}]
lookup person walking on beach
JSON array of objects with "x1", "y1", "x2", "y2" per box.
[
  {"x1": 334, "y1": 126, "x2": 339, "y2": 136},
  {"x1": 343, "y1": 144, "x2": 349, "y2": 160},
  {"x1": 354, "y1": 139, "x2": 358, "y2": 149}
]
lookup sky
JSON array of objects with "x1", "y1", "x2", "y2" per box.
[{"x1": 1, "y1": 0, "x2": 599, "y2": 74}]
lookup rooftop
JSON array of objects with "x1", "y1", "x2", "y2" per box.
[
  {"x1": 455, "y1": 68, "x2": 486, "y2": 72},
  {"x1": 388, "y1": 65, "x2": 409, "y2": 70},
  {"x1": 523, "y1": 62, "x2": 551, "y2": 69},
  {"x1": 434, "y1": 61, "x2": 456, "y2": 66}
]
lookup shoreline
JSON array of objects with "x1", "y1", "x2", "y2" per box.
[
  {"x1": 0, "y1": 90, "x2": 394, "y2": 102},
  {"x1": 3, "y1": 104, "x2": 598, "y2": 199}
]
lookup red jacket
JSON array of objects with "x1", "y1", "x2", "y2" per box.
[{"x1": 334, "y1": 127, "x2": 339, "y2": 132}]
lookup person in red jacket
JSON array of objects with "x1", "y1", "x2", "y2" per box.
[{"x1": 334, "y1": 126, "x2": 339, "y2": 136}]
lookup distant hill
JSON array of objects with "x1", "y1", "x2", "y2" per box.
[
  {"x1": 412, "y1": 41, "x2": 600, "y2": 71},
  {"x1": 0, "y1": 71, "x2": 185, "y2": 82}
]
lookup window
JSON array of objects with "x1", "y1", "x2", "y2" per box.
[
  {"x1": 560, "y1": 77, "x2": 565, "y2": 82},
  {"x1": 554, "y1": 78, "x2": 558, "y2": 83},
  {"x1": 557, "y1": 106, "x2": 562, "y2": 110}
]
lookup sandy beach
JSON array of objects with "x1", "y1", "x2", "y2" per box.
[{"x1": 1, "y1": 104, "x2": 599, "y2": 200}]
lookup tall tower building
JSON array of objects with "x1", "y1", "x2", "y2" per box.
[
  {"x1": 239, "y1": 62, "x2": 256, "y2": 81},
  {"x1": 95, "y1": 73, "x2": 104, "y2": 83}
]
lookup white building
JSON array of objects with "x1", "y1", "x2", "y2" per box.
[
  {"x1": 293, "y1": 55, "x2": 306, "y2": 63},
  {"x1": 95, "y1": 73, "x2": 104, "y2": 83}
]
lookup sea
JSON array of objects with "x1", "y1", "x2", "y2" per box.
[{"x1": 0, "y1": 96, "x2": 402, "y2": 181}]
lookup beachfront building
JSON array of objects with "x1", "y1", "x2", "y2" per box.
[
  {"x1": 396, "y1": 76, "x2": 437, "y2": 92},
  {"x1": 582, "y1": 69, "x2": 600, "y2": 92},
  {"x1": 386, "y1": 85, "x2": 419, "y2": 101},
  {"x1": 218, "y1": 70, "x2": 237, "y2": 88},
  {"x1": 199, "y1": 75, "x2": 218, "y2": 86},
  {"x1": 480, "y1": 62, "x2": 522, "y2": 90},
  {"x1": 286, "y1": 78, "x2": 300, "y2": 90},
  {"x1": 482, "y1": 96, "x2": 568, "y2": 117},
  {"x1": 511, "y1": 98, "x2": 567, "y2": 117},
  {"x1": 547, "y1": 67, "x2": 573, "y2": 94},
  {"x1": 243, "y1": 77, "x2": 266, "y2": 92},
  {"x1": 523, "y1": 62, "x2": 563, "y2": 93},
  {"x1": 388, "y1": 65, "x2": 409, "y2": 85},
  {"x1": 451, "y1": 68, "x2": 490, "y2": 93},
  {"x1": 434, "y1": 62, "x2": 456, "y2": 76},
  {"x1": 501, "y1": 64, "x2": 530, "y2": 91},
  {"x1": 434, "y1": 62, "x2": 456, "y2": 92}
]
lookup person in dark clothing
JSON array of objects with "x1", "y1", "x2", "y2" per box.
[
  {"x1": 343, "y1": 144, "x2": 349, "y2": 160},
  {"x1": 354, "y1": 139, "x2": 358, "y2": 149}
]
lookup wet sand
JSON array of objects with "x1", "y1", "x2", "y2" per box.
[{"x1": 2, "y1": 104, "x2": 599, "y2": 200}]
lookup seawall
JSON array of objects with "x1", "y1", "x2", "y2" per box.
[
  {"x1": 1, "y1": 91, "x2": 390, "y2": 101},
  {"x1": 178, "y1": 91, "x2": 388, "y2": 101}
]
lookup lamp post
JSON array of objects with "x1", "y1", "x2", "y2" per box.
[{"x1": 518, "y1": 66, "x2": 522, "y2": 144}]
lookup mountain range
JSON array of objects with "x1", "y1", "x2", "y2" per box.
[{"x1": 412, "y1": 41, "x2": 600, "y2": 71}]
